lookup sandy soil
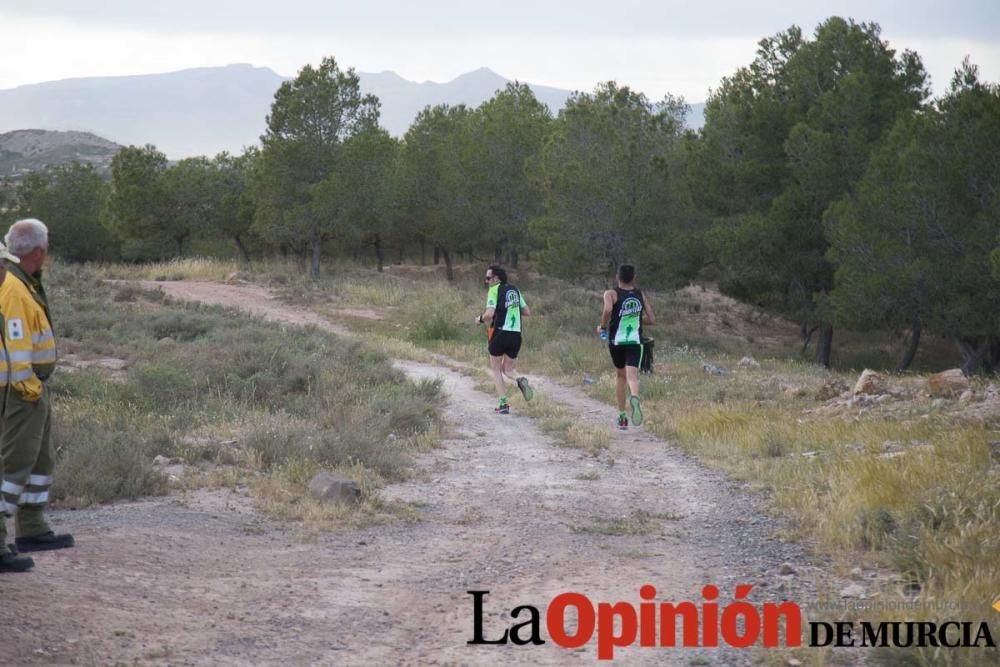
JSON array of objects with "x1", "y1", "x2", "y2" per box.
[{"x1": 3, "y1": 280, "x2": 843, "y2": 666}]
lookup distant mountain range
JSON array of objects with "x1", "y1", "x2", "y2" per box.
[
  {"x1": 0, "y1": 129, "x2": 121, "y2": 177},
  {"x1": 0, "y1": 64, "x2": 705, "y2": 159}
]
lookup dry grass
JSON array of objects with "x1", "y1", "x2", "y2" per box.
[
  {"x1": 95, "y1": 257, "x2": 252, "y2": 282},
  {"x1": 571, "y1": 510, "x2": 680, "y2": 536},
  {"x1": 520, "y1": 395, "x2": 612, "y2": 452}
]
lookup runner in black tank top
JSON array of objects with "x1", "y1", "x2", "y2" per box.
[
  {"x1": 598, "y1": 265, "x2": 656, "y2": 430},
  {"x1": 608, "y1": 286, "x2": 645, "y2": 347}
]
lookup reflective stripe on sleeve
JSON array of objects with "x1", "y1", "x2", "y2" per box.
[
  {"x1": 19, "y1": 491, "x2": 49, "y2": 505},
  {"x1": 32, "y1": 350, "x2": 57, "y2": 364},
  {"x1": 32, "y1": 331, "x2": 54, "y2": 345},
  {"x1": 1, "y1": 480, "x2": 24, "y2": 496},
  {"x1": 10, "y1": 368, "x2": 34, "y2": 382},
  {"x1": 28, "y1": 475, "x2": 52, "y2": 487}
]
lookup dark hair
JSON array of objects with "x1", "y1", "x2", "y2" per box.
[
  {"x1": 487, "y1": 264, "x2": 507, "y2": 283},
  {"x1": 617, "y1": 264, "x2": 636, "y2": 284}
]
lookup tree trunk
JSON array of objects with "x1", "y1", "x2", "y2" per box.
[
  {"x1": 233, "y1": 235, "x2": 252, "y2": 267},
  {"x1": 175, "y1": 236, "x2": 184, "y2": 258},
  {"x1": 957, "y1": 335, "x2": 1000, "y2": 375},
  {"x1": 510, "y1": 249, "x2": 519, "y2": 268},
  {"x1": 309, "y1": 235, "x2": 321, "y2": 279},
  {"x1": 433, "y1": 245, "x2": 440, "y2": 265},
  {"x1": 374, "y1": 235, "x2": 384, "y2": 273},
  {"x1": 800, "y1": 322, "x2": 818, "y2": 353},
  {"x1": 420, "y1": 237, "x2": 426, "y2": 265},
  {"x1": 895, "y1": 321, "x2": 922, "y2": 373},
  {"x1": 814, "y1": 323, "x2": 833, "y2": 368},
  {"x1": 440, "y1": 246, "x2": 454, "y2": 282}
]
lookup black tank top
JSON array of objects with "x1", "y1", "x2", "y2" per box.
[{"x1": 608, "y1": 287, "x2": 644, "y2": 346}]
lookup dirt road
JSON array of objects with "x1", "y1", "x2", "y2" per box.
[{"x1": 5, "y1": 281, "x2": 825, "y2": 666}]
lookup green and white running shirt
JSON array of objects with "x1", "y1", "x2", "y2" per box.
[
  {"x1": 486, "y1": 283, "x2": 527, "y2": 333},
  {"x1": 608, "y1": 287, "x2": 645, "y2": 345}
]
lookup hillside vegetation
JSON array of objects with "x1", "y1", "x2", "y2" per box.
[
  {"x1": 48, "y1": 262, "x2": 442, "y2": 527},
  {"x1": 0, "y1": 129, "x2": 120, "y2": 177}
]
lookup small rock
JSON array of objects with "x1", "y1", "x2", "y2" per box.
[
  {"x1": 157, "y1": 337, "x2": 175, "y2": 345},
  {"x1": 850, "y1": 567, "x2": 864, "y2": 581},
  {"x1": 853, "y1": 369, "x2": 887, "y2": 396},
  {"x1": 928, "y1": 368, "x2": 969, "y2": 398},
  {"x1": 739, "y1": 355, "x2": 761, "y2": 369},
  {"x1": 840, "y1": 583, "x2": 866, "y2": 599},
  {"x1": 779, "y1": 562, "x2": 796, "y2": 575},
  {"x1": 308, "y1": 472, "x2": 361, "y2": 504},
  {"x1": 152, "y1": 455, "x2": 171, "y2": 466},
  {"x1": 931, "y1": 398, "x2": 947, "y2": 409},
  {"x1": 583, "y1": 375, "x2": 594, "y2": 385},
  {"x1": 788, "y1": 660, "x2": 802, "y2": 667},
  {"x1": 702, "y1": 363, "x2": 729, "y2": 376},
  {"x1": 816, "y1": 378, "x2": 849, "y2": 401},
  {"x1": 959, "y1": 389, "x2": 974, "y2": 402}
]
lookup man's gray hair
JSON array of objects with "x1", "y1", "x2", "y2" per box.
[{"x1": 6, "y1": 218, "x2": 49, "y2": 257}]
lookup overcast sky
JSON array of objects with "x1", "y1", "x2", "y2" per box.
[{"x1": 1, "y1": 1, "x2": 997, "y2": 101}]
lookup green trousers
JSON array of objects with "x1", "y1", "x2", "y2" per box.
[{"x1": 0, "y1": 389, "x2": 53, "y2": 550}]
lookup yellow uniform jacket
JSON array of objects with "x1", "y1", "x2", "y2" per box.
[{"x1": 0, "y1": 267, "x2": 56, "y2": 402}]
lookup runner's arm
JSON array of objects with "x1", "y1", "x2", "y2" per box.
[
  {"x1": 476, "y1": 307, "x2": 495, "y2": 325},
  {"x1": 520, "y1": 293, "x2": 530, "y2": 317},
  {"x1": 477, "y1": 285, "x2": 499, "y2": 324},
  {"x1": 642, "y1": 298, "x2": 656, "y2": 325},
  {"x1": 598, "y1": 290, "x2": 616, "y2": 334}
]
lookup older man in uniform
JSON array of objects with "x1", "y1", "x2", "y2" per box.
[
  {"x1": 0, "y1": 218, "x2": 73, "y2": 560},
  {"x1": 0, "y1": 239, "x2": 34, "y2": 572}
]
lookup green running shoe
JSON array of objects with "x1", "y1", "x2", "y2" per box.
[
  {"x1": 629, "y1": 395, "x2": 643, "y2": 426},
  {"x1": 516, "y1": 376, "x2": 534, "y2": 402}
]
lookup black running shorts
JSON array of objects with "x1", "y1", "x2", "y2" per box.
[
  {"x1": 488, "y1": 330, "x2": 522, "y2": 358},
  {"x1": 608, "y1": 344, "x2": 643, "y2": 369}
]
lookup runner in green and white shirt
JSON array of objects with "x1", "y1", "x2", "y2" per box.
[{"x1": 476, "y1": 264, "x2": 533, "y2": 414}]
